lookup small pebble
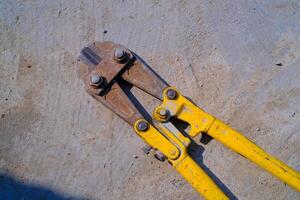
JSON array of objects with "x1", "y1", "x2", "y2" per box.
[{"x1": 291, "y1": 112, "x2": 296, "y2": 118}]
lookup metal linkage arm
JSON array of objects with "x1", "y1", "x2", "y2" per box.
[
  {"x1": 156, "y1": 87, "x2": 300, "y2": 192},
  {"x1": 134, "y1": 120, "x2": 229, "y2": 200}
]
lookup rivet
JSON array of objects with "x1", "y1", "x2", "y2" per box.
[
  {"x1": 137, "y1": 121, "x2": 149, "y2": 132},
  {"x1": 166, "y1": 89, "x2": 177, "y2": 100}
]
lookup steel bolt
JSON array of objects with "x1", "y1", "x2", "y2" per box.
[
  {"x1": 137, "y1": 121, "x2": 149, "y2": 132},
  {"x1": 90, "y1": 74, "x2": 102, "y2": 84},
  {"x1": 89, "y1": 74, "x2": 105, "y2": 88},
  {"x1": 159, "y1": 108, "x2": 167, "y2": 116},
  {"x1": 114, "y1": 48, "x2": 125, "y2": 60},
  {"x1": 166, "y1": 89, "x2": 177, "y2": 100},
  {"x1": 156, "y1": 107, "x2": 169, "y2": 120}
]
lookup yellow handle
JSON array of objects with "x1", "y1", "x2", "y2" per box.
[
  {"x1": 158, "y1": 87, "x2": 300, "y2": 195},
  {"x1": 135, "y1": 120, "x2": 229, "y2": 199},
  {"x1": 208, "y1": 119, "x2": 300, "y2": 191},
  {"x1": 174, "y1": 155, "x2": 229, "y2": 200}
]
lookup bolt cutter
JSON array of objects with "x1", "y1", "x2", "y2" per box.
[{"x1": 77, "y1": 41, "x2": 300, "y2": 199}]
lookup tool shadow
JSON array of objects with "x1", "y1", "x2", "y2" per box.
[
  {"x1": 0, "y1": 173, "x2": 84, "y2": 200},
  {"x1": 171, "y1": 118, "x2": 238, "y2": 200}
]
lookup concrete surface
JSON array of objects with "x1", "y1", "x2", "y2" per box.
[{"x1": 1, "y1": 0, "x2": 300, "y2": 199}]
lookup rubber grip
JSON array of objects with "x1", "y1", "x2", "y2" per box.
[
  {"x1": 174, "y1": 155, "x2": 229, "y2": 200},
  {"x1": 208, "y1": 119, "x2": 300, "y2": 192}
]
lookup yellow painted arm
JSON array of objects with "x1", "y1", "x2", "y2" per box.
[
  {"x1": 208, "y1": 119, "x2": 300, "y2": 191},
  {"x1": 134, "y1": 120, "x2": 229, "y2": 200},
  {"x1": 174, "y1": 155, "x2": 229, "y2": 200},
  {"x1": 159, "y1": 87, "x2": 300, "y2": 192}
]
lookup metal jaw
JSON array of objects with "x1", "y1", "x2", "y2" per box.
[{"x1": 77, "y1": 41, "x2": 168, "y2": 125}]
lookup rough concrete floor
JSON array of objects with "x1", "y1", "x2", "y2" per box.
[{"x1": 0, "y1": 0, "x2": 300, "y2": 199}]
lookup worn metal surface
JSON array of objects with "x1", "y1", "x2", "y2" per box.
[
  {"x1": 78, "y1": 41, "x2": 142, "y2": 125},
  {"x1": 78, "y1": 41, "x2": 167, "y2": 125},
  {"x1": 0, "y1": 0, "x2": 300, "y2": 199}
]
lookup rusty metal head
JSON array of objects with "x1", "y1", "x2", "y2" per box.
[{"x1": 77, "y1": 41, "x2": 168, "y2": 125}]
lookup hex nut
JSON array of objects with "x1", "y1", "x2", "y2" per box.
[
  {"x1": 159, "y1": 108, "x2": 167, "y2": 116},
  {"x1": 89, "y1": 74, "x2": 105, "y2": 88},
  {"x1": 90, "y1": 74, "x2": 101, "y2": 84},
  {"x1": 114, "y1": 48, "x2": 128, "y2": 62},
  {"x1": 156, "y1": 107, "x2": 169, "y2": 121},
  {"x1": 115, "y1": 48, "x2": 124, "y2": 59}
]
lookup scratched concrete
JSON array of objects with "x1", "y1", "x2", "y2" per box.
[{"x1": 0, "y1": 0, "x2": 299, "y2": 199}]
